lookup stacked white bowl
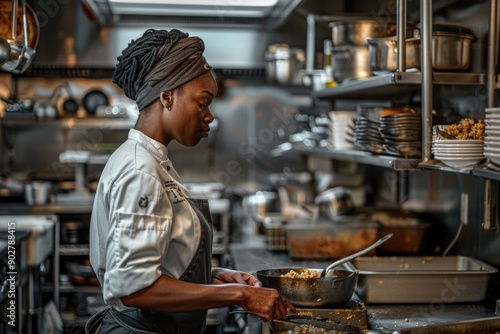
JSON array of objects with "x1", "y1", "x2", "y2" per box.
[
  {"x1": 432, "y1": 125, "x2": 485, "y2": 168},
  {"x1": 329, "y1": 111, "x2": 357, "y2": 150},
  {"x1": 484, "y1": 107, "x2": 500, "y2": 169}
]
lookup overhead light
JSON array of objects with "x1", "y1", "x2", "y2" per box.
[
  {"x1": 108, "y1": 0, "x2": 281, "y2": 17},
  {"x1": 110, "y1": 0, "x2": 279, "y2": 6}
]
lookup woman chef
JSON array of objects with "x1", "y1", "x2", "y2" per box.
[{"x1": 86, "y1": 28, "x2": 295, "y2": 333}]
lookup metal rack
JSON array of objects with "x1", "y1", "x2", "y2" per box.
[
  {"x1": 298, "y1": 0, "x2": 500, "y2": 215},
  {"x1": 293, "y1": 144, "x2": 421, "y2": 171},
  {"x1": 305, "y1": 0, "x2": 500, "y2": 177}
]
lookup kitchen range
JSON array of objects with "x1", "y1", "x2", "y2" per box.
[{"x1": 1, "y1": 0, "x2": 500, "y2": 333}]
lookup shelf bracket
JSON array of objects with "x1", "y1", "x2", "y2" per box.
[
  {"x1": 483, "y1": 0, "x2": 499, "y2": 230},
  {"x1": 420, "y1": 0, "x2": 433, "y2": 162},
  {"x1": 483, "y1": 179, "x2": 498, "y2": 231},
  {"x1": 487, "y1": 0, "x2": 499, "y2": 107},
  {"x1": 396, "y1": 0, "x2": 407, "y2": 72}
]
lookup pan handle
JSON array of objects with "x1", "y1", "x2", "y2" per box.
[{"x1": 321, "y1": 233, "x2": 393, "y2": 277}]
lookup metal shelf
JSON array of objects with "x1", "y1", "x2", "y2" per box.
[
  {"x1": 43, "y1": 281, "x2": 101, "y2": 293},
  {"x1": 1, "y1": 117, "x2": 135, "y2": 130},
  {"x1": 418, "y1": 160, "x2": 475, "y2": 174},
  {"x1": 60, "y1": 244, "x2": 90, "y2": 256},
  {"x1": 472, "y1": 166, "x2": 500, "y2": 181},
  {"x1": 0, "y1": 202, "x2": 93, "y2": 215},
  {"x1": 418, "y1": 161, "x2": 500, "y2": 181},
  {"x1": 293, "y1": 145, "x2": 421, "y2": 171},
  {"x1": 314, "y1": 72, "x2": 487, "y2": 100}
]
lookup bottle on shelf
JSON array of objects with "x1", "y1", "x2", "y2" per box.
[{"x1": 323, "y1": 39, "x2": 336, "y2": 88}]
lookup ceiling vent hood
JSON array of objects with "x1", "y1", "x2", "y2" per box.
[{"x1": 82, "y1": 0, "x2": 303, "y2": 29}]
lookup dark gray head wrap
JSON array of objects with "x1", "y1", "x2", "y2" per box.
[{"x1": 112, "y1": 29, "x2": 213, "y2": 110}]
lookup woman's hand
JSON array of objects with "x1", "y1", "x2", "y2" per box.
[
  {"x1": 241, "y1": 286, "x2": 296, "y2": 322},
  {"x1": 211, "y1": 268, "x2": 261, "y2": 286},
  {"x1": 211, "y1": 268, "x2": 296, "y2": 321}
]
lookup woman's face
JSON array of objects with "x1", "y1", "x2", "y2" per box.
[{"x1": 164, "y1": 72, "x2": 217, "y2": 147}]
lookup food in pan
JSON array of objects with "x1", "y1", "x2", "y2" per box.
[
  {"x1": 443, "y1": 118, "x2": 485, "y2": 140},
  {"x1": 281, "y1": 269, "x2": 320, "y2": 279},
  {"x1": 279, "y1": 324, "x2": 342, "y2": 334}
]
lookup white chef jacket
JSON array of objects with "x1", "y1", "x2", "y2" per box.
[{"x1": 89, "y1": 129, "x2": 202, "y2": 310}]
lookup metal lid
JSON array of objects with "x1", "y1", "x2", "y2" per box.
[
  {"x1": 265, "y1": 44, "x2": 305, "y2": 61},
  {"x1": 328, "y1": 19, "x2": 395, "y2": 27},
  {"x1": 432, "y1": 24, "x2": 476, "y2": 40}
]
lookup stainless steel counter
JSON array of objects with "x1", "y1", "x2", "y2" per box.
[
  {"x1": 229, "y1": 237, "x2": 499, "y2": 332},
  {"x1": 0, "y1": 201, "x2": 93, "y2": 215}
]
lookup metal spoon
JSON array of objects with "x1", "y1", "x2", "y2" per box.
[
  {"x1": 436, "y1": 128, "x2": 457, "y2": 140},
  {"x1": 320, "y1": 233, "x2": 393, "y2": 277},
  {"x1": 0, "y1": 38, "x2": 11, "y2": 65}
]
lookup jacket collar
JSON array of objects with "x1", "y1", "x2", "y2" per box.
[{"x1": 128, "y1": 128, "x2": 169, "y2": 161}]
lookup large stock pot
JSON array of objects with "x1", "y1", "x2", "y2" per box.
[
  {"x1": 366, "y1": 36, "x2": 421, "y2": 74},
  {"x1": 432, "y1": 24, "x2": 476, "y2": 71},
  {"x1": 329, "y1": 20, "x2": 397, "y2": 47},
  {"x1": 265, "y1": 44, "x2": 305, "y2": 85},
  {"x1": 331, "y1": 46, "x2": 372, "y2": 83}
]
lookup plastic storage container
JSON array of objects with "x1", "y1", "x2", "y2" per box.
[
  {"x1": 255, "y1": 213, "x2": 311, "y2": 251},
  {"x1": 285, "y1": 220, "x2": 379, "y2": 260},
  {"x1": 370, "y1": 210, "x2": 431, "y2": 254}
]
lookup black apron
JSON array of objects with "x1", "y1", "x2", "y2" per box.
[{"x1": 86, "y1": 198, "x2": 214, "y2": 334}]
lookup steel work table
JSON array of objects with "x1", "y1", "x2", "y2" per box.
[{"x1": 229, "y1": 238, "x2": 499, "y2": 333}]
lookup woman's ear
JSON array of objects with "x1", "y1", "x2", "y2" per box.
[{"x1": 160, "y1": 91, "x2": 173, "y2": 111}]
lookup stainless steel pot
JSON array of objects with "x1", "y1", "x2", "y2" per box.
[
  {"x1": 301, "y1": 69, "x2": 328, "y2": 91},
  {"x1": 24, "y1": 181, "x2": 53, "y2": 206},
  {"x1": 366, "y1": 37, "x2": 421, "y2": 74},
  {"x1": 265, "y1": 44, "x2": 305, "y2": 85},
  {"x1": 271, "y1": 172, "x2": 316, "y2": 205},
  {"x1": 314, "y1": 187, "x2": 354, "y2": 221},
  {"x1": 329, "y1": 20, "x2": 397, "y2": 47},
  {"x1": 432, "y1": 24, "x2": 476, "y2": 71},
  {"x1": 242, "y1": 190, "x2": 280, "y2": 216},
  {"x1": 332, "y1": 46, "x2": 372, "y2": 83},
  {"x1": 61, "y1": 221, "x2": 89, "y2": 244},
  {"x1": 256, "y1": 268, "x2": 357, "y2": 307}
]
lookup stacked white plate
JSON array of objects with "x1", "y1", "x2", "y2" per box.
[
  {"x1": 484, "y1": 108, "x2": 500, "y2": 168},
  {"x1": 432, "y1": 139, "x2": 485, "y2": 168},
  {"x1": 329, "y1": 111, "x2": 357, "y2": 150}
]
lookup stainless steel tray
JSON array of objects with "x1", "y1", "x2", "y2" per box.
[
  {"x1": 396, "y1": 316, "x2": 500, "y2": 333},
  {"x1": 345, "y1": 256, "x2": 498, "y2": 303}
]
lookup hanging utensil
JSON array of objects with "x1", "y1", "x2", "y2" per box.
[
  {"x1": 0, "y1": 37, "x2": 10, "y2": 65},
  {"x1": 0, "y1": 0, "x2": 38, "y2": 74},
  {"x1": 320, "y1": 233, "x2": 393, "y2": 277}
]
